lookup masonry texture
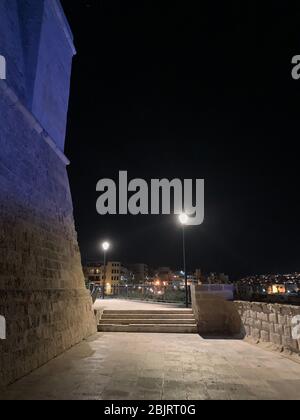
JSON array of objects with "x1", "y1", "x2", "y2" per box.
[
  {"x1": 235, "y1": 301, "x2": 300, "y2": 355},
  {"x1": 191, "y1": 285, "x2": 241, "y2": 336},
  {"x1": 0, "y1": 0, "x2": 96, "y2": 388}
]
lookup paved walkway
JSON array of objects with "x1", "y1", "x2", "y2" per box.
[
  {"x1": 93, "y1": 298, "x2": 186, "y2": 311},
  {"x1": 1, "y1": 331, "x2": 300, "y2": 400}
]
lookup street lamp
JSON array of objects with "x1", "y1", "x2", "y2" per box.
[
  {"x1": 102, "y1": 241, "x2": 110, "y2": 299},
  {"x1": 179, "y1": 213, "x2": 189, "y2": 225},
  {"x1": 178, "y1": 213, "x2": 189, "y2": 308}
]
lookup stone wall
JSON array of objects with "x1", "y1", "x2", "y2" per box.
[
  {"x1": 0, "y1": 0, "x2": 27, "y2": 103},
  {"x1": 0, "y1": 1, "x2": 97, "y2": 389},
  {"x1": 235, "y1": 301, "x2": 300, "y2": 355},
  {"x1": 0, "y1": 0, "x2": 74, "y2": 151},
  {"x1": 0, "y1": 82, "x2": 97, "y2": 388}
]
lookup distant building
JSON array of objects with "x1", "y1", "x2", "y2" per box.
[
  {"x1": 120, "y1": 266, "x2": 133, "y2": 284},
  {"x1": 207, "y1": 272, "x2": 230, "y2": 284},
  {"x1": 156, "y1": 267, "x2": 172, "y2": 284},
  {"x1": 105, "y1": 262, "x2": 122, "y2": 294},
  {"x1": 83, "y1": 261, "x2": 123, "y2": 294},
  {"x1": 268, "y1": 284, "x2": 286, "y2": 294},
  {"x1": 83, "y1": 263, "x2": 102, "y2": 285},
  {"x1": 235, "y1": 272, "x2": 300, "y2": 301},
  {"x1": 127, "y1": 263, "x2": 148, "y2": 284}
]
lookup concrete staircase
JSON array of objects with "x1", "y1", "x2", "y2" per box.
[{"x1": 98, "y1": 309, "x2": 198, "y2": 333}]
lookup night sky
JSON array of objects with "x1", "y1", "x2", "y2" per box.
[{"x1": 61, "y1": 0, "x2": 300, "y2": 279}]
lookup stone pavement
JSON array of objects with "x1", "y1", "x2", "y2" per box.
[
  {"x1": 1, "y1": 332, "x2": 300, "y2": 400},
  {"x1": 93, "y1": 298, "x2": 187, "y2": 311}
]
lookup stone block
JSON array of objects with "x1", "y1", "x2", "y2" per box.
[
  {"x1": 246, "y1": 317, "x2": 254, "y2": 328},
  {"x1": 257, "y1": 312, "x2": 269, "y2": 322},
  {"x1": 282, "y1": 336, "x2": 299, "y2": 352},
  {"x1": 260, "y1": 330, "x2": 270, "y2": 342},
  {"x1": 261, "y1": 321, "x2": 271, "y2": 332},
  {"x1": 251, "y1": 303, "x2": 264, "y2": 313},
  {"x1": 270, "y1": 333, "x2": 282, "y2": 346},
  {"x1": 244, "y1": 325, "x2": 251, "y2": 336},
  {"x1": 280, "y1": 306, "x2": 294, "y2": 317},
  {"x1": 274, "y1": 324, "x2": 284, "y2": 335},
  {"x1": 254, "y1": 319, "x2": 262, "y2": 330},
  {"x1": 250, "y1": 328, "x2": 261, "y2": 340},
  {"x1": 269, "y1": 313, "x2": 278, "y2": 324},
  {"x1": 278, "y1": 315, "x2": 286, "y2": 325},
  {"x1": 283, "y1": 325, "x2": 292, "y2": 337}
]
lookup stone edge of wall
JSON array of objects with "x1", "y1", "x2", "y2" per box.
[
  {"x1": 52, "y1": 0, "x2": 77, "y2": 55},
  {"x1": 0, "y1": 80, "x2": 70, "y2": 165}
]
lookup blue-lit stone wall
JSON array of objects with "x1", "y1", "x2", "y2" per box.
[
  {"x1": 30, "y1": 0, "x2": 75, "y2": 152},
  {"x1": 0, "y1": 0, "x2": 74, "y2": 151},
  {"x1": 0, "y1": 1, "x2": 96, "y2": 388},
  {"x1": 0, "y1": 0, "x2": 27, "y2": 103}
]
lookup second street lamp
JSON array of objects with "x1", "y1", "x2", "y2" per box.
[
  {"x1": 178, "y1": 214, "x2": 189, "y2": 308},
  {"x1": 102, "y1": 241, "x2": 110, "y2": 299}
]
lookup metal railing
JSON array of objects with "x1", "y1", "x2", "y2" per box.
[{"x1": 88, "y1": 283, "x2": 191, "y2": 305}]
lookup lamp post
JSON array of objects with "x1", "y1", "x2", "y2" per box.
[
  {"x1": 179, "y1": 213, "x2": 189, "y2": 308},
  {"x1": 102, "y1": 241, "x2": 110, "y2": 299}
]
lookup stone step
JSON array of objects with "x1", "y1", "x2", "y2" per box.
[
  {"x1": 98, "y1": 324, "x2": 198, "y2": 333},
  {"x1": 103, "y1": 310, "x2": 193, "y2": 315},
  {"x1": 98, "y1": 308, "x2": 197, "y2": 334},
  {"x1": 102, "y1": 313, "x2": 195, "y2": 320},
  {"x1": 99, "y1": 318, "x2": 196, "y2": 325}
]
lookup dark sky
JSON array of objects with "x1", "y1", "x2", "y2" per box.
[{"x1": 61, "y1": 0, "x2": 300, "y2": 279}]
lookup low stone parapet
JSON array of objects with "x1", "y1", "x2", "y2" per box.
[{"x1": 234, "y1": 301, "x2": 300, "y2": 355}]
